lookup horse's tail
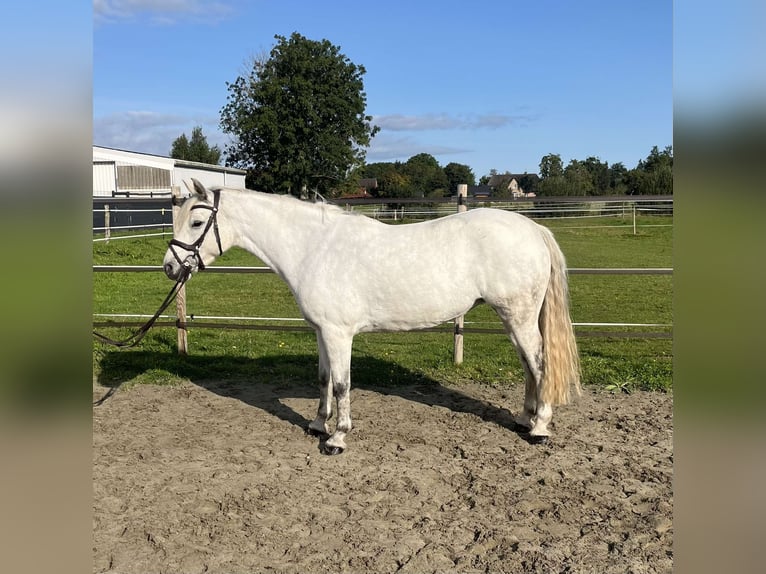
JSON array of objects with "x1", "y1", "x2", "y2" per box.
[{"x1": 538, "y1": 225, "x2": 581, "y2": 405}]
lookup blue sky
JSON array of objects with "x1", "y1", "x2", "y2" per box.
[{"x1": 93, "y1": 0, "x2": 672, "y2": 178}]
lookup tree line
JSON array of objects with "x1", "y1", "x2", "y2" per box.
[
  {"x1": 353, "y1": 154, "x2": 476, "y2": 198},
  {"x1": 353, "y1": 145, "x2": 672, "y2": 198},
  {"x1": 533, "y1": 146, "x2": 673, "y2": 196},
  {"x1": 170, "y1": 32, "x2": 672, "y2": 198}
]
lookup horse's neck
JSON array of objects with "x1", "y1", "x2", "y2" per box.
[{"x1": 222, "y1": 190, "x2": 326, "y2": 281}]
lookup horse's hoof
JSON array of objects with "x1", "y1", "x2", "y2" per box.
[
  {"x1": 321, "y1": 444, "x2": 344, "y2": 456},
  {"x1": 528, "y1": 435, "x2": 549, "y2": 445}
]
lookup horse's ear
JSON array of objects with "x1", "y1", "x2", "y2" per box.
[{"x1": 183, "y1": 178, "x2": 208, "y2": 199}]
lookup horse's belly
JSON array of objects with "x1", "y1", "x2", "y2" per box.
[
  {"x1": 359, "y1": 287, "x2": 480, "y2": 333},
  {"x1": 298, "y1": 270, "x2": 479, "y2": 333}
]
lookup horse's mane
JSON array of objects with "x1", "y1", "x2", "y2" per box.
[{"x1": 213, "y1": 186, "x2": 357, "y2": 220}]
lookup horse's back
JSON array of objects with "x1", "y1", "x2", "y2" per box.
[
  {"x1": 448, "y1": 208, "x2": 550, "y2": 265},
  {"x1": 333, "y1": 208, "x2": 546, "y2": 276}
]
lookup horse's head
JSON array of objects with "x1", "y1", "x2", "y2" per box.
[{"x1": 163, "y1": 179, "x2": 224, "y2": 280}]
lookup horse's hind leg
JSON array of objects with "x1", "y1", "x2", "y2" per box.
[
  {"x1": 308, "y1": 333, "x2": 333, "y2": 437},
  {"x1": 519, "y1": 349, "x2": 553, "y2": 441},
  {"x1": 496, "y1": 307, "x2": 553, "y2": 441},
  {"x1": 515, "y1": 357, "x2": 538, "y2": 431}
]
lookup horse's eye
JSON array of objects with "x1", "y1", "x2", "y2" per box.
[{"x1": 192, "y1": 220, "x2": 204, "y2": 229}]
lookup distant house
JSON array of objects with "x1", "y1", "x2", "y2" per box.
[
  {"x1": 358, "y1": 178, "x2": 378, "y2": 192},
  {"x1": 338, "y1": 178, "x2": 378, "y2": 199},
  {"x1": 469, "y1": 184, "x2": 492, "y2": 198},
  {"x1": 487, "y1": 172, "x2": 540, "y2": 198}
]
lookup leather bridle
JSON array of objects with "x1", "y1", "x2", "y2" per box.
[{"x1": 167, "y1": 189, "x2": 223, "y2": 272}]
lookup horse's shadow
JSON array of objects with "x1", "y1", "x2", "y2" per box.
[{"x1": 95, "y1": 350, "x2": 535, "y2": 445}]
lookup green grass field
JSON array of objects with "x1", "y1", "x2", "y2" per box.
[{"x1": 93, "y1": 213, "x2": 672, "y2": 394}]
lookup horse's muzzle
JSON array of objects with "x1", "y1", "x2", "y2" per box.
[
  {"x1": 163, "y1": 257, "x2": 195, "y2": 281},
  {"x1": 163, "y1": 261, "x2": 179, "y2": 279}
]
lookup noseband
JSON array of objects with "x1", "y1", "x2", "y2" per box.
[{"x1": 168, "y1": 189, "x2": 223, "y2": 271}]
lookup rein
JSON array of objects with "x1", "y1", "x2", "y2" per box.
[
  {"x1": 93, "y1": 190, "x2": 222, "y2": 348},
  {"x1": 92, "y1": 268, "x2": 190, "y2": 348}
]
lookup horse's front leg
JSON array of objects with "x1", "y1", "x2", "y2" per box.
[
  {"x1": 308, "y1": 333, "x2": 332, "y2": 437},
  {"x1": 319, "y1": 330, "x2": 354, "y2": 455}
]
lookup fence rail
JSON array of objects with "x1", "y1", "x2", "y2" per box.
[
  {"x1": 92, "y1": 322, "x2": 672, "y2": 340},
  {"x1": 93, "y1": 195, "x2": 673, "y2": 235},
  {"x1": 92, "y1": 265, "x2": 673, "y2": 340}
]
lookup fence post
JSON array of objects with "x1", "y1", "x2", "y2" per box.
[
  {"x1": 104, "y1": 204, "x2": 111, "y2": 243},
  {"x1": 632, "y1": 204, "x2": 637, "y2": 235},
  {"x1": 171, "y1": 185, "x2": 189, "y2": 355},
  {"x1": 454, "y1": 184, "x2": 468, "y2": 365}
]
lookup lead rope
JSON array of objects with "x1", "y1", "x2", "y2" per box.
[{"x1": 92, "y1": 265, "x2": 191, "y2": 349}]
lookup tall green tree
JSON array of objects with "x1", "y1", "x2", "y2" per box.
[
  {"x1": 403, "y1": 153, "x2": 449, "y2": 197},
  {"x1": 170, "y1": 126, "x2": 221, "y2": 165},
  {"x1": 443, "y1": 162, "x2": 476, "y2": 195},
  {"x1": 582, "y1": 156, "x2": 610, "y2": 195},
  {"x1": 220, "y1": 32, "x2": 379, "y2": 196},
  {"x1": 377, "y1": 168, "x2": 412, "y2": 198},
  {"x1": 538, "y1": 153, "x2": 567, "y2": 196},
  {"x1": 357, "y1": 162, "x2": 412, "y2": 198},
  {"x1": 608, "y1": 162, "x2": 629, "y2": 194},
  {"x1": 639, "y1": 145, "x2": 673, "y2": 173},
  {"x1": 563, "y1": 160, "x2": 594, "y2": 196},
  {"x1": 539, "y1": 153, "x2": 564, "y2": 179},
  {"x1": 627, "y1": 145, "x2": 673, "y2": 195}
]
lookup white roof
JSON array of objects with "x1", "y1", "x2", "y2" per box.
[
  {"x1": 93, "y1": 145, "x2": 175, "y2": 171},
  {"x1": 92, "y1": 145, "x2": 247, "y2": 175}
]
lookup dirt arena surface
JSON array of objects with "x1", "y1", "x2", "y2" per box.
[{"x1": 93, "y1": 378, "x2": 673, "y2": 573}]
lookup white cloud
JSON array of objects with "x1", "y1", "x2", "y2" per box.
[
  {"x1": 94, "y1": 110, "x2": 505, "y2": 164},
  {"x1": 372, "y1": 112, "x2": 534, "y2": 132},
  {"x1": 94, "y1": 0, "x2": 234, "y2": 25},
  {"x1": 366, "y1": 134, "x2": 471, "y2": 163},
  {"x1": 94, "y1": 110, "x2": 228, "y2": 156}
]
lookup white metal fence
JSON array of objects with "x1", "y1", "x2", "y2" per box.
[
  {"x1": 93, "y1": 196, "x2": 673, "y2": 241},
  {"x1": 92, "y1": 264, "x2": 673, "y2": 339}
]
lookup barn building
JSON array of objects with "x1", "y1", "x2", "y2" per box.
[
  {"x1": 93, "y1": 146, "x2": 247, "y2": 235},
  {"x1": 93, "y1": 145, "x2": 246, "y2": 197}
]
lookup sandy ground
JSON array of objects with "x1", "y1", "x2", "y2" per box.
[{"x1": 93, "y1": 377, "x2": 672, "y2": 573}]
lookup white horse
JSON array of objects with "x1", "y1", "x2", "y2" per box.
[{"x1": 164, "y1": 179, "x2": 581, "y2": 454}]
